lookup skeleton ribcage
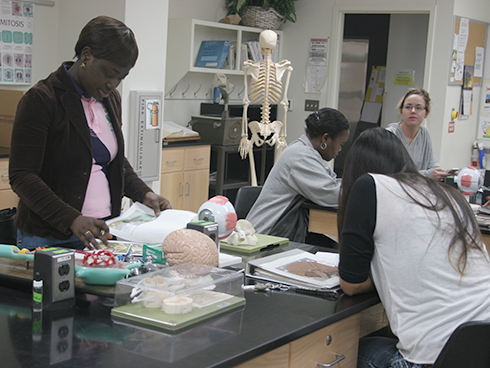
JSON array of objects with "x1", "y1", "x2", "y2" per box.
[{"x1": 250, "y1": 61, "x2": 283, "y2": 124}]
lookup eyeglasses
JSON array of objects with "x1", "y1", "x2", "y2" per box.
[{"x1": 403, "y1": 105, "x2": 426, "y2": 112}]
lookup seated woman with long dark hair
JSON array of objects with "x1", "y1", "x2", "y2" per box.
[{"x1": 337, "y1": 128, "x2": 490, "y2": 368}]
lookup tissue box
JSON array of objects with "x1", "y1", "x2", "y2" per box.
[{"x1": 111, "y1": 263, "x2": 245, "y2": 332}]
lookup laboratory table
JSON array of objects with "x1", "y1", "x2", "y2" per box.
[{"x1": 0, "y1": 243, "x2": 386, "y2": 368}]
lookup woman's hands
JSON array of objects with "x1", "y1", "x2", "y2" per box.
[
  {"x1": 142, "y1": 192, "x2": 172, "y2": 216},
  {"x1": 70, "y1": 215, "x2": 111, "y2": 250},
  {"x1": 432, "y1": 168, "x2": 450, "y2": 181}
]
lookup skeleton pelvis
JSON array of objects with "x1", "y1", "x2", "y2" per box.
[{"x1": 249, "y1": 120, "x2": 283, "y2": 138}]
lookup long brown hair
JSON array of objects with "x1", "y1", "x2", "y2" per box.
[{"x1": 338, "y1": 128, "x2": 483, "y2": 274}]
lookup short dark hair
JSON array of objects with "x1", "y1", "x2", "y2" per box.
[
  {"x1": 74, "y1": 16, "x2": 138, "y2": 68},
  {"x1": 304, "y1": 107, "x2": 349, "y2": 139}
]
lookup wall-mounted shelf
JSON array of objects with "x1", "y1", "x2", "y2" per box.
[{"x1": 165, "y1": 19, "x2": 283, "y2": 95}]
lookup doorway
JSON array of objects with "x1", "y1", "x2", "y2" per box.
[
  {"x1": 333, "y1": 13, "x2": 430, "y2": 177},
  {"x1": 334, "y1": 14, "x2": 390, "y2": 177}
]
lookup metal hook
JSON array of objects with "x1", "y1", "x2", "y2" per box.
[
  {"x1": 229, "y1": 85, "x2": 235, "y2": 96},
  {"x1": 205, "y1": 88, "x2": 212, "y2": 99},
  {"x1": 181, "y1": 84, "x2": 190, "y2": 98},
  {"x1": 166, "y1": 84, "x2": 178, "y2": 98},
  {"x1": 193, "y1": 84, "x2": 202, "y2": 98},
  {"x1": 238, "y1": 86, "x2": 245, "y2": 98}
]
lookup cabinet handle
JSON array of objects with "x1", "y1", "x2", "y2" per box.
[
  {"x1": 317, "y1": 353, "x2": 345, "y2": 367},
  {"x1": 1, "y1": 174, "x2": 8, "y2": 178},
  {"x1": 166, "y1": 160, "x2": 177, "y2": 164},
  {"x1": 194, "y1": 157, "x2": 204, "y2": 161},
  {"x1": 186, "y1": 182, "x2": 190, "y2": 196},
  {"x1": 180, "y1": 182, "x2": 184, "y2": 196}
]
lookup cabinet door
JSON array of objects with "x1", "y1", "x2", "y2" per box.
[
  {"x1": 289, "y1": 314, "x2": 360, "y2": 368},
  {"x1": 0, "y1": 190, "x2": 19, "y2": 209},
  {"x1": 183, "y1": 169, "x2": 209, "y2": 213},
  {"x1": 160, "y1": 172, "x2": 184, "y2": 210},
  {"x1": 0, "y1": 158, "x2": 19, "y2": 209}
]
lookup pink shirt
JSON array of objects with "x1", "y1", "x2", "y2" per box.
[{"x1": 80, "y1": 97, "x2": 118, "y2": 218}]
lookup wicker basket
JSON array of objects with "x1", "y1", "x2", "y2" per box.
[{"x1": 240, "y1": 6, "x2": 284, "y2": 30}]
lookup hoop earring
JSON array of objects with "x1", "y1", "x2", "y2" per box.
[
  {"x1": 81, "y1": 62, "x2": 86, "y2": 70},
  {"x1": 320, "y1": 142, "x2": 327, "y2": 150}
]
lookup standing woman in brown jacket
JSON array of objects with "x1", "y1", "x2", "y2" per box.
[{"x1": 9, "y1": 16, "x2": 170, "y2": 250}]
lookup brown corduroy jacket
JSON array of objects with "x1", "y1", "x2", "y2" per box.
[{"x1": 9, "y1": 63, "x2": 151, "y2": 239}]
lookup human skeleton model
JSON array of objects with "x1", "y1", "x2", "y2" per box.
[{"x1": 239, "y1": 30, "x2": 293, "y2": 186}]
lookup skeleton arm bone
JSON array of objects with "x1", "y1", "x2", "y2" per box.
[{"x1": 239, "y1": 62, "x2": 253, "y2": 159}]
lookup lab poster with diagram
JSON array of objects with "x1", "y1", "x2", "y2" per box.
[{"x1": 0, "y1": 1, "x2": 34, "y2": 85}]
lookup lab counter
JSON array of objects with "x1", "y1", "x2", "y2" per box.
[{"x1": 0, "y1": 244, "x2": 386, "y2": 368}]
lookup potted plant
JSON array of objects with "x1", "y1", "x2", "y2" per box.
[{"x1": 225, "y1": 0, "x2": 297, "y2": 30}]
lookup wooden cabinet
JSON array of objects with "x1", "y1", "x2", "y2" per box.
[
  {"x1": 0, "y1": 158, "x2": 18, "y2": 209},
  {"x1": 236, "y1": 314, "x2": 361, "y2": 368},
  {"x1": 165, "y1": 19, "x2": 283, "y2": 94},
  {"x1": 236, "y1": 304, "x2": 386, "y2": 368},
  {"x1": 289, "y1": 314, "x2": 360, "y2": 368},
  {"x1": 160, "y1": 145, "x2": 210, "y2": 212}
]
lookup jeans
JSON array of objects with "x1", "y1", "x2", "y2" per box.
[
  {"x1": 16, "y1": 229, "x2": 84, "y2": 250},
  {"x1": 358, "y1": 336, "x2": 427, "y2": 368}
]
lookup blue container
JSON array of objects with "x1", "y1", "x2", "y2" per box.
[{"x1": 213, "y1": 87, "x2": 221, "y2": 103}]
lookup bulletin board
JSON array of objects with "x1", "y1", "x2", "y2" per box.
[{"x1": 449, "y1": 16, "x2": 488, "y2": 85}]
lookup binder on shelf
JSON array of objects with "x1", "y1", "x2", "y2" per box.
[
  {"x1": 196, "y1": 40, "x2": 232, "y2": 68},
  {"x1": 223, "y1": 42, "x2": 236, "y2": 70}
]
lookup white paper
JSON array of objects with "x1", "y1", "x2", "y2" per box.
[
  {"x1": 475, "y1": 46, "x2": 484, "y2": 78},
  {"x1": 305, "y1": 38, "x2": 329, "y2": 94},
  {"x1": 378, "y1": 68, "x2": 387, "y2": 83},
  {"x1": 458, "y1": 18, "x2": 469, "y2": 52},
  {"x1": 463, "y1": 89, "x2": 472, "y2": 116},
  {"x1": 360, "y1": 102, "x2": 382, "y2": 123},
  {"x1": 162, "y1": 121, "x2": 199, "y2": 139},
  {"x1": 107, "y1": 203, "x2": 197, "y2": 243},
  {"x1": 454, "y1": 51, "x2": 465, "y2": 81}
]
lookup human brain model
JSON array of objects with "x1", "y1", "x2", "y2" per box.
[{"x1": 162, "y1": 228, "x2": 219, "y2": 267}]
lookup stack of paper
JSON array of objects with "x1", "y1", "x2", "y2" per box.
[{"x1": 106, "y1": 203, "x2": 197, "y2": 244}]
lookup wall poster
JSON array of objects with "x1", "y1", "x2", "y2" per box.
[{"x1": 0, "y1": 1, "x2": 34, "y2": 85}]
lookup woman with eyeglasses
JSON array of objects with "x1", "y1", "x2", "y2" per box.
[
  {"x1": 386, "y1": 88, "x2": 449, "y2": 181},
  {"x1": 9, "y1": 16, "x2": 171, "y2": 251}
]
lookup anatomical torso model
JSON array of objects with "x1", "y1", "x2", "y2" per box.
[{"x1": 239, "y1": 30, "x2": 293, "y2": 186}]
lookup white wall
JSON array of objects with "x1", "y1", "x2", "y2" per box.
[{"x1": 381, "y1": 14, "x2": 429, "y2": 128}]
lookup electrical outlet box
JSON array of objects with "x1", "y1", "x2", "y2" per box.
[
  {"x1": 305, "y1": 99, "x2": 319, "y2": 111},
  {"x1": 33, "y1": 248, "x2": 75, "y2": 311}
]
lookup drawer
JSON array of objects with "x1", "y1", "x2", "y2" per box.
[
  {"x1": 184, "y1": 145, "x2": 210, "y2": 171},
  {"x1": 0, "y1": 189, "x2": 19, "y2": 209},
  {"x1": 161, "y1": 148, "x2": 184, "y2": 173},
  {"x1": 0, "y1": 159, "x2": 10, "y2": 191},
  {"x1": 289, "y1": 314, "x2": 360, "y2": 368}
]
